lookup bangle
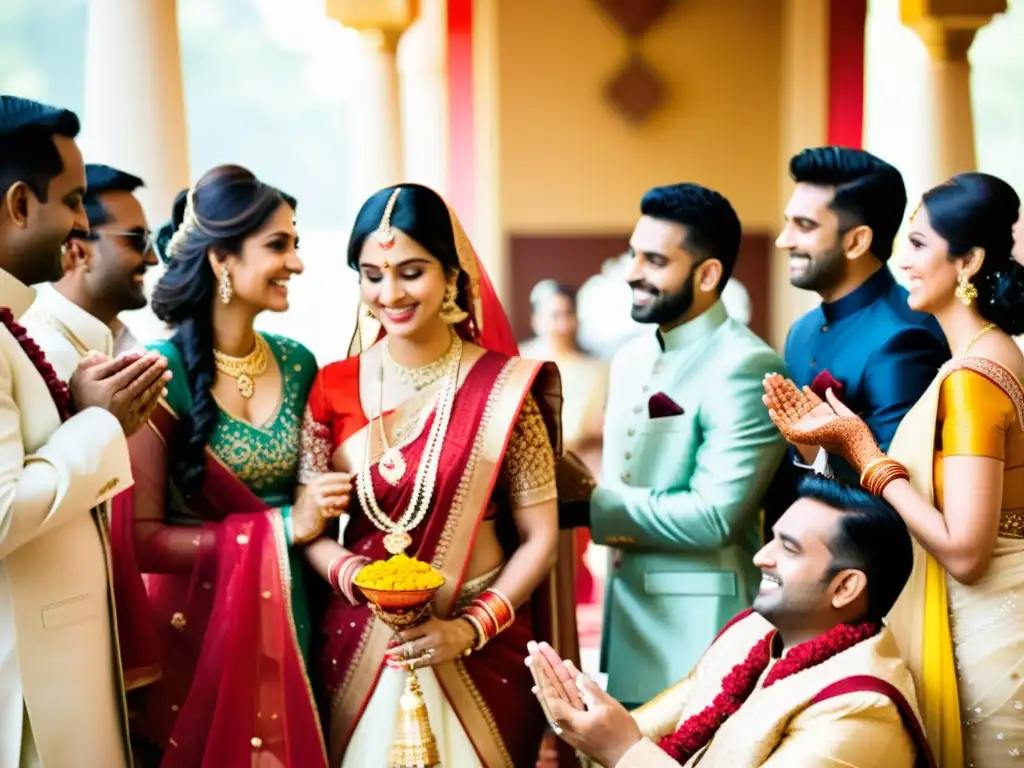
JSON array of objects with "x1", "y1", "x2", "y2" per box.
[
  {"x1": 858, "y1": 456, "x2": 889, "y2": 487},
  {"x1": 328, "y1": 553, "x2": 371, "y2": 605},
  {"x1": 860, "y1": 457, "x2": 909, "y2": 496},
  {"x1": 477, "y1": 588, "x2": 515, "y2": 631},
  {"x1": 458, "y1": 616, "x2": 483, "y2": 656},
  {"x1": 460, "y1": 588, "x2": 516, "y2": 651}
]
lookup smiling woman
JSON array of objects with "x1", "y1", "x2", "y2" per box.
[
  {"x1": 299, "y1": 183, "x2": 572, "y2": 767},
  {"x1": 107, "y1": 164, "x2": 328, "y2": 767}
]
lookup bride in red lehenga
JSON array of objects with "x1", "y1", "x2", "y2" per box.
[{"x1": 299, "y1": 184, "x2": 577, "y2": 766}]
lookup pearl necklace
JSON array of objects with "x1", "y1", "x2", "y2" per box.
[{"x1": 357, "y1": 336, "x2": 463, "y2": 555}]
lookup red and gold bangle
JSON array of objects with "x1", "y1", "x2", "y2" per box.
[
  {"x1": 460, "y1": 588, "x2": 516, "y2": 651},
  {"x1": 328, "y1": 553, "x2": 371, "y2": 605},
  {"x1": 476, "y1": 588, "x2": 515, "y2": 632},
  {"x1": 860, "y1": 457, "x2": 910, "y2": 496}
]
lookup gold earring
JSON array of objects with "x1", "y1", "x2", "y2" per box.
[
  {"x1": 955, "y1": 273, "x2": 978, "y2": 307},
  {"x1": 439, "y1": 279, "x2": 468, "y2": 325},
  {"x1": 364, "y1": 305, "x2": 375, "y2": 319},
  {"x1": 219, "y1": 268, "x2": 233, "y2": 305}
]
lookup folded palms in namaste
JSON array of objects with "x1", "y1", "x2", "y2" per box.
[{"x1": 761, "y1": 373, "x2": 881, "y2": 472}]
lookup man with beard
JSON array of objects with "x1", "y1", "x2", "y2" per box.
[
  {"x1": 773, "y1": 148, "x2": 948, "y2": 509},
  {"x1": 562, "y1": 183, "x2": 788, "y2": 707},
  {"x1": 531, "y1": 477, "x2": 928, "y2": 768},
  {"x1": 23, "y1": 164, "x2": 155, "y2": 380},
  {"x1": 0, "y1": 96, "x2": 169, "y2": 767}
]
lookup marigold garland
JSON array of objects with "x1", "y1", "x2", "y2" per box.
[
  {"x1": 656, "y1": 620, "x2": 881, "y2": 763},
  {"x1": 0, "y1": 307, "x2": 74, "y2": 422}
]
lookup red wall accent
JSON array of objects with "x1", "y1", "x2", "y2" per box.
[
  {"x1": 447, "y1": 0, "x2": 475, "y2": 230},
  {"x1": 827, "y1": 0, "x2": 867, "y2": 148}
]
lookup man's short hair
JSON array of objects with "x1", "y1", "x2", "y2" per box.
[
  {"x1": 798, "y1": 474, "x2": 913, "y2": 621},
  {"x1": 0, "y1": 96, "x2": 80, "y2": 203},
  {"x1": 83, "y1": 164, "x2": 145, "y2": 228},
  {"x1": 789, "y1": 147, "x2": 907, "y2": 260},
  {"x1": 640, "y1": 183, "x2": 742, "y2": 291}
]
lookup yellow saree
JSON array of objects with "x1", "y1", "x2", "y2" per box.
[{"x1": 887, "y1": 356, "x2": 1024, "y2": 767}]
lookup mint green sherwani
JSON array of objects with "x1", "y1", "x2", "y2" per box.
[{"x1": 593, "y1": 301, "x2": 787, "y2": 705}]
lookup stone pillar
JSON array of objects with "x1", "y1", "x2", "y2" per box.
[
  {"x1": 326, "y1": 0, "x2": 419, "y2": 201},
  {"x1": 900, "y1": 0, "x2": 1007, "y2": 185},
  {"x1": 397, "y1": 0, "x2": 448, "y2": 195},
  {"x1": 771, "y1": 0, "x2": 831, "y2": 350},
  {"x1": 80, "y1": 0, "x2": 189, "y2": 223},
  {"x1": 468, "y1": 0, "x2": 505, "y2": 299}
]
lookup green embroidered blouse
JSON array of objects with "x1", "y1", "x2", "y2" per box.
[{"x1": 148, "y1": 332, "x2": 318, "y2": 658}]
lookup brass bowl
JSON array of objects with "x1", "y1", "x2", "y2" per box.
[{"x1": 355, "y1": 582, "x2": 444, "y2": 612}]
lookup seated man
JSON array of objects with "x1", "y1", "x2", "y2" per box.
[{"x1": 529, "y1": 476, "x2": 932, "y2": 767}]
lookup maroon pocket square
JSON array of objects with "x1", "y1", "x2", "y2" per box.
[
  {"x1": 809, "y1": 369, "x2": 845, "y2": 401},
  {"x1": 648, "y1": 392, "x2": 685, "y2": 419}
]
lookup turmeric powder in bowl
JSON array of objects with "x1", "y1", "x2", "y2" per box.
[{"x1": 354, "y1": 554, "x2": 445, "y2": 592}]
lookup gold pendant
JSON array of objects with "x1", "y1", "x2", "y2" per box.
[
  {"x1": 383, "y1": 530, "x2": 412, "y2": 555},
  {"x1": 378, "y1": 446, "x2": 407, "y2": 486},
  {"x1": 237, "y1": 373, "x2": 255, "y2": 399}
]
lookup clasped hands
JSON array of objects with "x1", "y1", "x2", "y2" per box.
[
  {"x1": 69, "y1": 351, "x2": 171, "y2": 437},
  {"x1": 525, "y1": 641, "x2": 641, "y2": 768},
  {"x1": 761, "y1": 373, "x2": 884, "y2": 474}
]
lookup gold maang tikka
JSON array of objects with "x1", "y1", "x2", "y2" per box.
[{"x1": 375, "y1": 188, "x2": 401, "y2": 252}]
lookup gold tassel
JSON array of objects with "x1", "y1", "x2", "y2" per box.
[{"x1": 390, "y1": 668, "x2": 440, "y2": 768}]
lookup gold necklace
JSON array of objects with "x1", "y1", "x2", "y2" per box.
[
  {"x1": 214, "y1": 333, "x2": 270, "y2": 399},
  {"x1": 960, "y1": 322, "x2": 997, "y2": 356},
  {"x1": 383, "y1": 332, "x2": 460, "y2": 391},
  {"x1": 358, "y1": 336, "x2": 463, "y2": 555},
  {"x1": 376, "y1": 335, "x2": 463, "y2": 488}
]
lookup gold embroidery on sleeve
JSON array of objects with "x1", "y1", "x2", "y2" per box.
[
  {"x1": 501, "y1": 393, "x2": 557, "y2": 508},
  {"x1": 298, "y1": 405, "x2": 332, "y2": 484}
]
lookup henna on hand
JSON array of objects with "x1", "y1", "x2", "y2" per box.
[{"x1": 762, "y1": 374, "x2": 883, "y2": 473}]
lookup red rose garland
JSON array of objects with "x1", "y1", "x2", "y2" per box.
[
  {"x1": 657, "y1": 620, "x2": 881, "y2": 763},
  {"x1": 0, "y1": 307, "x2": 74, "y2": 422}
]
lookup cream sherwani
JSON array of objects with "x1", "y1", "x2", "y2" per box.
[
  {"x1": 615, "y1": 612, "x2": 925, "y2": 767},
  {"x1": 21, "y1": 283, "x2": 140, "y2": 383},
  {"x1": 0, "y1": 269, "x2": 132, "y2": 767}
]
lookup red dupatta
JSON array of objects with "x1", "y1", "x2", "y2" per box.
[{"x1": 110, "y1": 402, "x2": 327, "y2": 767}]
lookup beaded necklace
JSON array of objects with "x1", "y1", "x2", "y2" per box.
[{"x1": 0, "y1": 307, "x2": 73, "y2": 421}]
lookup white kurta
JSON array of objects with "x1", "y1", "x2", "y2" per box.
[
  {"x1": 0, "y1": 269, "x2": 133, "y2": 767},
  {"x1": 21, "y1": 282, "x2": 141, "y2": 382}
]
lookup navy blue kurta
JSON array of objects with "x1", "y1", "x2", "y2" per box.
[{"x1": 769, "y1": 267, "x2": 949, "y2": 513}]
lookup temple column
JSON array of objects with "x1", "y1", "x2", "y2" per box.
[
  {"x1": 398, "y1": 0, "x2": 448, "y2": 195},
  {"x1": 771, "y1": 0, "x2": 831, "y2": 350},
  {"x1": 80, "y1": 0, "x2": 189, "y2": 223},
  {"x1": 326, "y1": 1, "x2": 418, "y2": 201},
  {"x1": 900, "y1": 0, "x2": 1007, "y2": 186}
]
